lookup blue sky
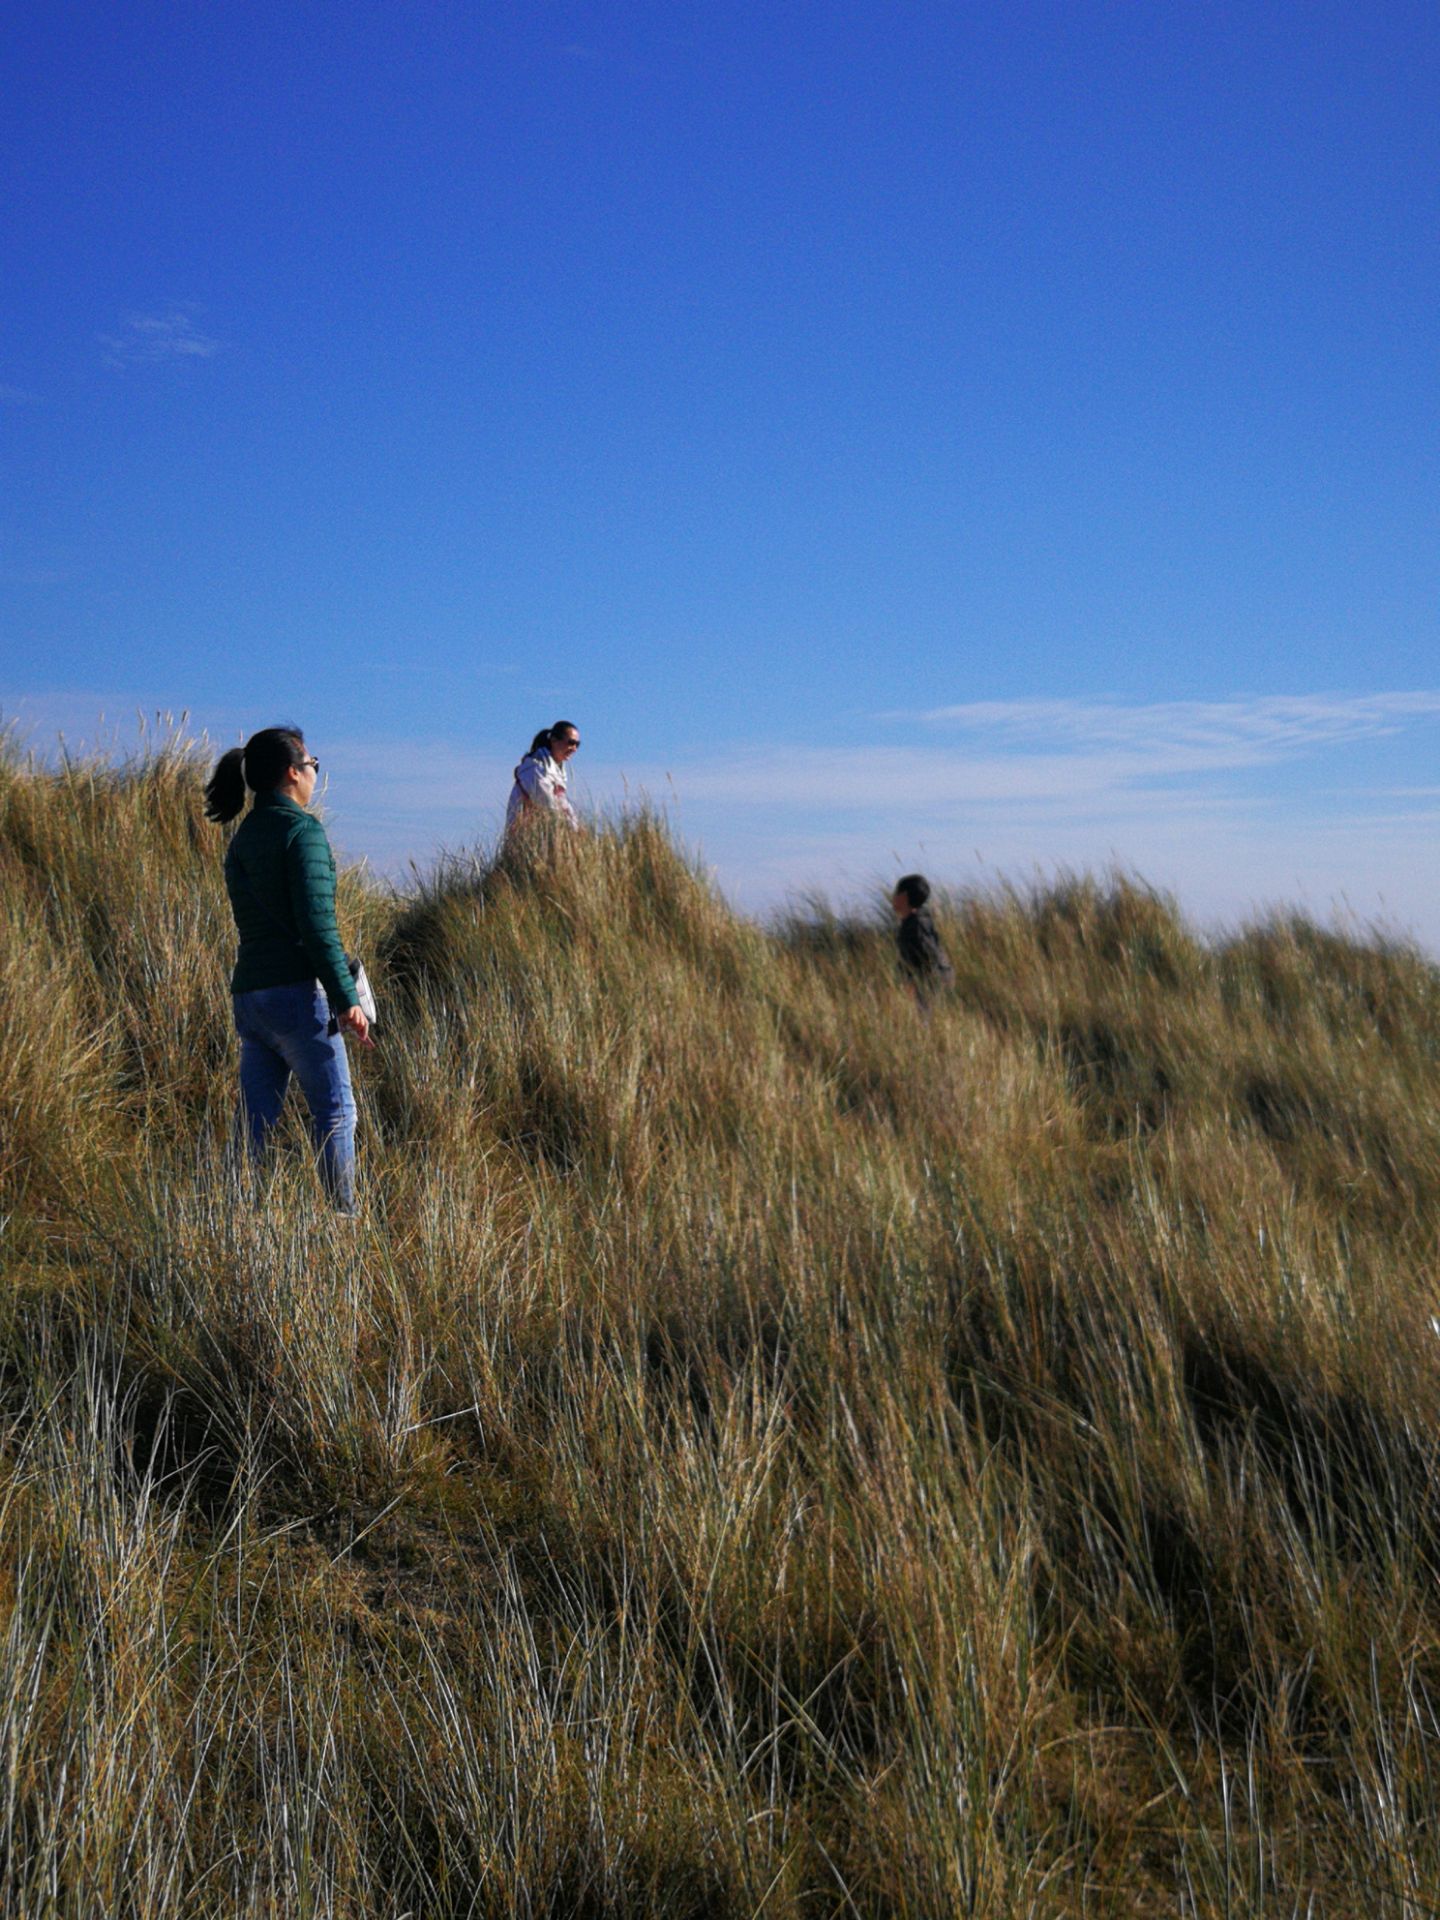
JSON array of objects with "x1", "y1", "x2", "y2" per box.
[{"x1": 4, "y1": 2, "x2": 1438, "y2": 941}]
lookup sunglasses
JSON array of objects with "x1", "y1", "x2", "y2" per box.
[
  {"x1": 301, "y1": 756, "x2": 320, "y2": 772},
  {"x1": 556, "y1": 737, "x2": 580, "y2": 750}
]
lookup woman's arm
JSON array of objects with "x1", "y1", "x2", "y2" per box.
[{"x1": 285, "y1": 816, "x2": 360, "y2": 1011}]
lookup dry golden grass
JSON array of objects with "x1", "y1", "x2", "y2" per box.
[{"x1": 2, "y1": 734, "x2": 1440, "y2": 1915}]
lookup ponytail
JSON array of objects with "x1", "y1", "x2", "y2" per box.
[
  {"x1": 204, "y1": 726, "x2": 307, "y2": 824},
  {"x1": 203, "y1": 747, "x2": 247, "y2": 823}
]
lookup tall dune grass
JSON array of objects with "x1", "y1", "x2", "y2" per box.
[{"x1": 3, "y1": 735, "x2": 1440, "y2": 1914}]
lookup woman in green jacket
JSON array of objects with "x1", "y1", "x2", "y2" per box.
[{"x1": 204, "y1": 726, "x2": 370, "y2": 1211}]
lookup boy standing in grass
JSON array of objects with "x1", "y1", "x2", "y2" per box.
[{"x1": 892, "y1": 873, "x2": 954, "y2": 1002}]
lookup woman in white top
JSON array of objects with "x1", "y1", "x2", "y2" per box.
[{"x1": 506, "y1": 722, "x2": 581, "y2": 833}]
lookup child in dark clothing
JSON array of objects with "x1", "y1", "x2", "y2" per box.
[{"x1": 892, "y1": 873, "x2": 954, "y2": 1000}]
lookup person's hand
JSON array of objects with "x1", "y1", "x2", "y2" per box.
[{"x1": 340, "y1": 1004, "x2": 374, "y2": 1048}]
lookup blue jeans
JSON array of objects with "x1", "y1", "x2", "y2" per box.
[{"x1": 233, "y1": 982, "x2": 357, "y2": 1211}]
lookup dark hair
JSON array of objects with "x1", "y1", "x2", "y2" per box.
[
  {"x1": 527, "y1": 720, "x2": 579, "y2": 756},
  {"x1": 203, "y1": 727, "x2": 307, "y2": 824},
  {"x1": 895, "y1": 873, "x2": 930, "y2": 910}
]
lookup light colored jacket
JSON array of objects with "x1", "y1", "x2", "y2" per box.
[{"x1": 506, "y1": 749, "x2": 578, "y2": 831}]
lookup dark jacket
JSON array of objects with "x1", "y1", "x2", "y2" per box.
[
  {"x1": 896, "y1": 908, "x2": 954, "y2": 990},
  {"x1": 224, "y1": 791, "x2": 358, "y2": 1010}
]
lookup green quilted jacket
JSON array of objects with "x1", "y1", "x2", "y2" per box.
[{"x1": 223, "y1": 791, "x2": 358, "y2": 1010}]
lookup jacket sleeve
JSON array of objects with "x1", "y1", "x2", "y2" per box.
[
  {"x1": 515, "y1": 757, "x2": 543, "y2": 802},
  {"x1": 285, "y1": 817, "x2": 358, "y2": 1011},
  {"x1": 517, "y1": 755, "x2": 568, "y2": 814}
]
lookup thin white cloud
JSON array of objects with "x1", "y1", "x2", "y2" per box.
[
  {"x1": 660, "y1": 693, "x2": 1440, "y2": 812},
  {"x1": 99, "y1": 309, "x2": 223, "y2": 369},
  {"x1": 901, "y1": 692, "x2": 1440, "y2": 756}
]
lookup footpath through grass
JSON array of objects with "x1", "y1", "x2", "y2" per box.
[{"x1": 3, "y1": 737, "x2": 1440, "y2": 1916}]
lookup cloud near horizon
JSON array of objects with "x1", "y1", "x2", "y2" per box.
[
  {"x1": 637, "y1": 691, "x2": 1440, "y2": 812},
  {"x1": 895, "y1": 689, "x2": 1440, "y2": 753}
]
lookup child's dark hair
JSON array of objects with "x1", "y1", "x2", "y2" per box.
[
  {"x1": 203, "y1": 727, "x2": 308, "y2": 824},
  {"x1": 895, "y1": 873, "x2": 931, "y2": 909},
  {"x1": 528, "y1": 720, "x2": 579, "y2": 755}
]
